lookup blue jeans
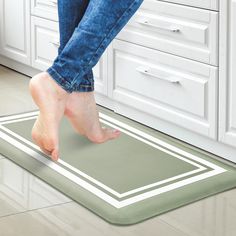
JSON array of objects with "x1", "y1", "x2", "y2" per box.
[{"x1": 46, "y1": 0, "x2": 144, "y2": 93}]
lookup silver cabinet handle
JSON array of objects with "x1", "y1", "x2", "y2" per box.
[
  {"x1": 136, "y1": 66, "x2": 181, "y2": 84},
  {"x1": 136, "y1": 18, "x2": 180, "y2": 33},
  {"x1": 48, "y1": 0, "x2": 57, "y2": 5},
  {"x1": 50, "y1": 41, "x2": 60, "y2": 48}
]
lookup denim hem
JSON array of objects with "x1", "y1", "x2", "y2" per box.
[
  {"x1": 73, "y1": 80, "x2": 94, "y2": 92},
  {"x1": 73, "y1": 84, "x2": 95, "y2": 92},
  {"x1": 46, "y1": 67, "x2": 94, "y2": 93},
  {"x1": 66, "y1": 70, "x2": 94, "y2": 92},
  {"x1": 46, "y1": 67, "x2": 74, "y2": 93}
]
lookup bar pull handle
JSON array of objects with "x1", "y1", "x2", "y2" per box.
[
  {"x1": 136, "y1": 66, "x2": 181, "y2": 84},
  {"x1": 48, "y1": 0, "x2": 57, "y2": 5},
  {"x1": 136, "y1": 18, "x2": 180, "y2": 33},
  {"x1": 50, "y1": 41, "x2": 60, "y2": 48}
]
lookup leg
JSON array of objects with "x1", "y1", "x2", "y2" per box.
[
  {"x1": 47, "y1": 0, "x2": 144, "y2": 142},
  {"x1": 46, "y1": 0, "x2": 144, "y2": 93},
  {"x1": 57, "y1": 0, "x2": 94, "y2": 92},
  {"x1": 56, "y1": 0, "x2": 96, "y2": 137},
  {"x1": 29, "y1": 0, "x2": 92, "y2": 161},
  {"x1": 29, "y1": 0, "x2": 144, "y2": 161},
  {"x1": 56, "y1": 0, "x2": 98, "y2": 136}
]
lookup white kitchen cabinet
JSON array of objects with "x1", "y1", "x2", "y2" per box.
[
  {"x1": 31, "y1": 16, "x2": 59, "y2": 71},
  {"x1": 0, "y1": 0, "x2": 31, "y2": 65},
  {"x1": 110, "y1": 39, "x2": 218, "y2": 138},
  {"x1": 218, "y1": 0, "x2": 236, "y2": 148},
  {"x1": 116, "y1": 0, "x2": 219, "y2": 66},
  {"x1": 31, "y1": 0, "x2": 58, "y2": 21}
]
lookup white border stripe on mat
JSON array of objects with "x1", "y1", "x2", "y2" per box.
[
  {"x1": 0, "y1": 112, "x2": 207, "y2": 170},
  {"x1": 0, "y1": 129, "x2": 121, "y2": 208},
  {"x1": 0, "y1": 118, "x2": 206, "y2": 198},
  {"x1": 0, "y1": 111, "x2": 226, "y2": 171},
  {"x1": 99, "y1": 113, "x2": 223, "y2": 171},
  {"x1": 0, "y1": 111, "x2": 39, "y2": 122},
  {"x1": 0, "y1": 129, "x2": 227, "y2": 208},
  {"x1": 119, "y1": 167, "x2": 226, "y2": 207},
  {"x1": 0, "y1": 111, "x2": 228, "y2": 208},
  {"x1": 0, "y1": 116, "x2": 38, "y2": 125},
  {"x1": 0, "y1": 111, "x2": 223, "y2": 171}
]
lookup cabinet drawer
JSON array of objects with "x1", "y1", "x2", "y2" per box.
[
  {"x1": 31, "y1": 0, "x2": 58, "y2": 21},
  {"x1": 31, "y1": 16, "x2": 59, "y2": 71},
  {"x1": 116, "y1": 0, "x2": 218, "y2": 66},
  {"x1": 111, "y1": 40, "x2": 217, "y2": 138},
  {"x1": 157, "y1": 0, "x2": 218, "y2": 11}
]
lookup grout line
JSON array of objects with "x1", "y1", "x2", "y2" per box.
[
  {"x1": 0, "y1": 201, "x2": 73, "y2": 220},
  {"x1": 157, "y1": 217, "x2": 192, "y2": 236}
]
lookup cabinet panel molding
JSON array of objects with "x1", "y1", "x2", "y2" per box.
[
  {"x1": 31, "y1": 0, "x2": 58, "y2": 21},
  {"x1": 156, "y1": 0, "x2": 218, "y2": 11},
  {"x1": 117, "y1": 0, "x2": 219, "y2": 66},
  {"x1": 111, "y1": 40, "x2": 218, "y2": 138},
  {"x1": 0, "y1": 0, "x2": 31, "y2": 64},
  {"x1": 219, "y1": 0, "x2": 236, "y2": 147}
]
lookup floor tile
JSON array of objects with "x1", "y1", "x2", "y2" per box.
[
  {"x1": 1, "y1": 188, "x2": 236, "y2": 236},
  {"x1": 0, "y1": 202, "x2": 189, "y2": 236},
  {"x1": 158, "y1": 188, "x2": 236, "y2": 236},
  {"x1": 0, "y1": 65, "x2": 37, "y2": 116},
  {"x1": 0, "y1": 158, "x2": 71, "y2": 218}
]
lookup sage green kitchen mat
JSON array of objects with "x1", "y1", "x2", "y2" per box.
[{"x1": 0, "y1": 108, "x2": 236, "y2": 225}]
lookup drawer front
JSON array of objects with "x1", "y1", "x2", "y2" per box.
[
  {"x1": 157, "y1": 0, "x2": 218, "y2": 11},
  {"x1": 31, "y1": 0, "x2": 58, "y2": 21},
  {"x1": 111, "y1": 40, "x2": 217, "y2": 138},
  {"x1": 31, "y1": 16, "x2": 59, "y2": 70},
  {"x1": 116, "y1": 0, "x2": 218, "y2": 66}
]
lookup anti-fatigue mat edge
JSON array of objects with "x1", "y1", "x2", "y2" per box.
[{"x1": 0, "y1": 110, "x2": 236, "y2": 225}]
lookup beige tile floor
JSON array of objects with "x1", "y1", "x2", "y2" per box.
[
  {"x1": 0, "y1": 65, "x2": 236, "y2": 236},
  {"x1": 0, "y1": 65, "x2": 37, "y2": 116}
]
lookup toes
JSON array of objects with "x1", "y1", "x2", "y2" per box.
[
  {"x1": 44, "y1": 141, "x2": 59, "y2": 161},
  {"x1": 40, "y1": 147, "x2": 52, "y2": 156},
  {"x1": 51, "y1": 149, "x2": 59, "y2": 161},
  {"x1": 40, "y1": 146, "x2": 59, "y2": 161},
  {"x1": 31, "y1": 126, "x2": 59, "y2": 161},
  {"x1": 106, "y1": 128, "x2": 121, "y2": 140}
]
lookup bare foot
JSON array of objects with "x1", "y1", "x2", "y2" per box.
[
  {"x1": 29, "y1": 71, "x2": 69, "y2": 161},
  {"x1": 64, "y1": 91, "x2": 121, "y2": 143}
]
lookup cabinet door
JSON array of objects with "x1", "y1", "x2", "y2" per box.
[
  {"x1": 31, "y1": 0, "x2": 58, "y2": 21},
  {"x1": 31, "y1": 16, "x2": 59, "y2": 70},
  {"x1": 0, "y1": 0, "x2": 31, "y2": 65},
  {"x1": 116, "y1": 0, "x2": 219, "y2": 66},
  {"x1": 219, "y1": 0, "x2": 236, "y2": 147},
  {"x1": 110, "y1": 40, "x2": 218, "y2": 138}
]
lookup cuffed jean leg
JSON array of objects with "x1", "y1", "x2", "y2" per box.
[
  {"x1": 55, "y1": 0, "x2": 94, "y2": 92},
  {"x1": 46, "y1": 0, "x2": 144, "y2": 93}
]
